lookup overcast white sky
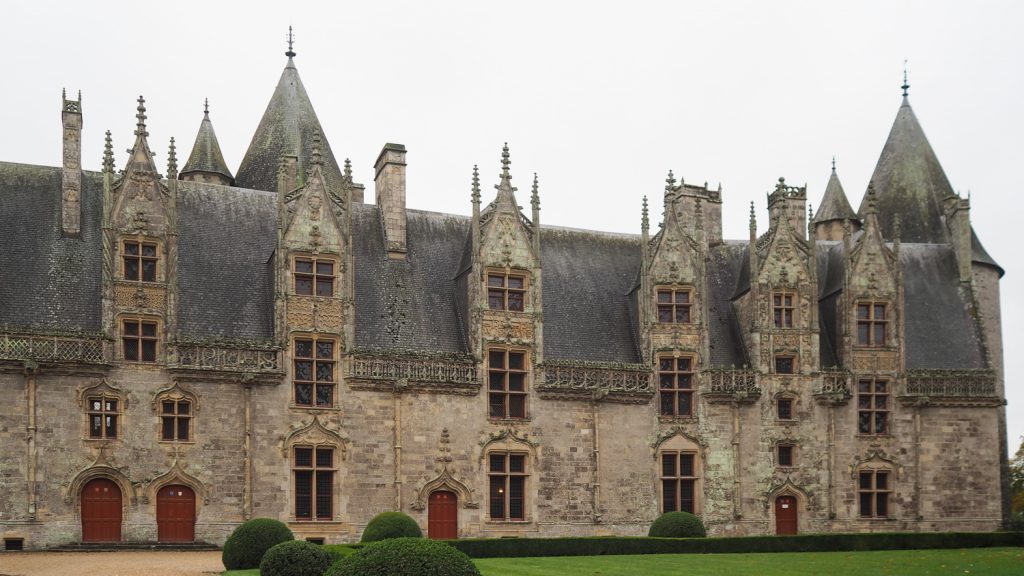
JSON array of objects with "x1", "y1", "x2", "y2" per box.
[{"x1": 2, "y1": 1, "x2": 1021, "y2": 447}]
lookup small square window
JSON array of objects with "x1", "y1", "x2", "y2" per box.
[
  {"x1": 777, "y1": 445, "x2": 794, "y2": 467},
  {"x1": 774, "y1": 356, "x2": 795, "y2": 374},
  {"x1": 777, "y1": 398, "x2": 794, "y2": 420}
]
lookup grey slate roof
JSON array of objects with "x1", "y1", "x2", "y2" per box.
[
  {"x1": 176, "y1": 182, "x2": 277, "y2": 341},
  {"x1": 813, "y1": 168, "x2": 858, "y2": 223},
  {"x1": 180, "y1": 110, "x2": 234, "y2": 182},
  {"x1": 235, "y1": 57, "x2": 345, "y2": 195},
  {"x1": 707, "y1": 242, "x2": 748, "y2": 367},
  {"x1": 0, "y1": 162, "x2": 103, "y2": 333}
]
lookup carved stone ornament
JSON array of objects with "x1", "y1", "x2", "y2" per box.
[
  {"x1": 143, "y1": 458, "x2": 213, "y2": 505},
  {"x1": 481, "y1": 311, "x2": 534, "y2": 342},
  {"x1": 77, "y1": 379, "x2": 127, "y2": 408},
  {"x1": 151, "y1": 380, "x2": 199, "y2": 413},
  {"x1": 62, "y1": 444, "x2": 138, "y2": 505},
  {"x1": 650, "y1": 427, "x2": 707, "y2": 454},
  {"x1": 849, "y1": 446, "x2": 902, "y2": 480},
  {"x1": 411, "y1": 429, "x2": 479, "y2": 510},
  {"x1": 280, "y1": 415, "x2": 349, "y2": 458},
  {"x1": 763, "y1": 479, "x2": 808, "y2": 510},
  {"x1": 478, "y1": 428, "x2": 540, "y2": 466}
]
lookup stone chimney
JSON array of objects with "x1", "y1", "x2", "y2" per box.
[
  {"x1": 767, "y1": 177, "x2": 807, "y2": 238},
  {"x1": 374, "y1": 143, "x2": 407, "y2": 259},
  {"x1": 944, "y1": 193, "x2": 973, "y2": 284},
  {"x1": 61, "y1": 89, "x2": 83, "y2": 237}
]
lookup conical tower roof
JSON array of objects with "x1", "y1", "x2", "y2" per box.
[
  {"x1": 813, "y1": 163, "x2": 859, "y2": 224},
  {"x1": 235, "y1": 53, "x2": 344, "y2": 193},
  {"x1": 181, "y1": 101, "x2": 234, "y2": 182},
  {"x1": 860, "y1": 95, "x2": 954, "y2": 243}
]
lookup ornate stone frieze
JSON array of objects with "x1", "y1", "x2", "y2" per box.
[
  {"x1": 166, "y1": 341, "x2": 280, "y2": 373},
  {"x1": 813, "y1": 370, "x2": 852, "y2": 405},
  {"x1": 536, "y1": 361, "x2": 652, "y2": 403},
  {"x1": 700, "y1": 369, "x2": 760, "y2": 403},
  {"x1": 902, "y1": 369, "x2": 997, "y2": 399},
  {"x1": 481, "y1": 310, "x2": 534, "y2": 342},
  {"x1": 0, "y1": 332, "x2": 106, "y2": 364},
  {"x1": 286, "y1": 296, "x2": 344, "y2": 333},
  {"x1": 113, "y1": 282, "x2": 166, "y2": 310},
  {"x1": 347, "y1": 354, "x2": 479, "y2": 394},
  {"x1": 851, "y1": 351, "x2": 898, "y2": 372}
]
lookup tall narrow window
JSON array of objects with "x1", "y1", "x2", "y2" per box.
[
  {"x1": 488, "y1": 349, "x2": 528, "y2": 419},
  {"x1": 659, "y1": 356, "x2": 694, "y2": 417},
  {"x1": 773, "y1": 291, "x2": 795, "y2": 328},
  {"x1": 656, "y1": 288, "x2": 692, "y2": 324},
  {"x1": 487, "y1": 271, "x2": 526, "y2": 311},
  {"x1": 857, "y1": 302, "x2": 888, "y2": 346},
  {"x1": 858, "y1": 469, "x2": 891, "y2": 518},
  {"x1": 293, "y1": 446, "x2": 334, "y2": 520},
  {"x1": 660, "y1": 451, "x2": 698, "y2": 513},
  {"x1": 777, "y1": 444, "x2": 795, "y2": 467},
  {"x1": 123, "y1": 240, "x2": 158, "y2": 282},
  {"x1": 87, "y1": 396, "x2": 118, "y2": 439},
  {"x1": 161, "y1": 400, "x2": 191, "y2": 441},
  {"x1": 294, "y1": 338, "x2": 335, "y2": 407},
  {"x1": 123, "y1": 319, "x2": 158, "y2": 362},
  {"x1": 488, "y1": 452, "x2": 527, "y2": 521},
  {"x1": 777, "y1": 397, "x2": 794, "y2": 420},
  {"x1": 857, "y1": 378, "x2": 889, "y2": 435},
  {"x1": 294, "y1": 257, "x2": 335, "y2": 297}
]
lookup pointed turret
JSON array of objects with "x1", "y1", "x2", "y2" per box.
[
  {"x1": 235, "y1": 34, "x2": 346, "y2": 198},
  {"x1": 861, "y1": 84, "x2": 955, "y2": 243},
  {"x1": 813, "y1": 160, "x2": 861, "y2": 241},
  {"x1": 180, "y1": 99, "x2": 234, "y2": 185}
]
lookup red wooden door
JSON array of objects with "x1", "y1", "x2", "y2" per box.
[
  {"x1": 157, "y1": 485, "x2": 196, "y2": 542},
  {"x1": 82, "y1": 478, "x2": 122, "y2": 542},
  {"x1": 428, "y1": 490, "x2": 458, "y2": 539},
  {"x1": 775, "y1": 495, "x2": 798, "y2": 535}
]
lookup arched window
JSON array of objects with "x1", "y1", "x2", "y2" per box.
[{"x1": 153, "y1": 383, "x2": 199, "y2": 443}]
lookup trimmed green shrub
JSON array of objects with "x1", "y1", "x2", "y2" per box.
[
  {"x1": 648, "y1": 511, "x2": 707, "y2": 538},
  {"x1": 1010, "y1": 512, "x2": 1024, "y2": 531},
  {"x1": 361, "y1": 511, "x2": 423, "y2": 542},
  {"x1": 327, "y1": 537, "x2": 480, "y2": 576},
  {"x1": 259, "y1": 540, "x2": 333, "y2": 576},
  {"x1": 324, "y1": 544, "x2": 361, "y2": 561},
  {"x1": 221, "y1": 518, "x2": 294, "y2": 570},
  {"x1": 445, "y1": 531, "x2": 1024, "y2": 558}
]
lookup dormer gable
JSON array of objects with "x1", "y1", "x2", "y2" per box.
[
  {"x1": 478, "y1": 144, "x2": 538, "y2": 272},
  {"x1": 280, "y1": 132, "x2": 349, "y2": 255},
  {"x1": 111, "y1": 96, "x2": 171, "y2": 237}
]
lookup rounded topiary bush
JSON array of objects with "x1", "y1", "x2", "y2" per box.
[
  {"x1": 327, "y1": 537, "x2": 480, "y2": 576},
  {"x1": 221, "y1": 517, "x2": 295, "y2": 570},
  {"x1": 648, "y1": 511, "x2": 707, "y2": 538},
  {"x1": 360, "y1": 511, "x2": 423, "y2": 542},
  {"x1": 259, "y1": 540, "x2": 334, "y2": 576}
]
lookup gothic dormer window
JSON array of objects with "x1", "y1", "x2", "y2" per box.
[
  {"x1": 487, "y1": 270, "x2": 527, "y2": 312},
  {"x1": 123, "y1": 238, "x2": 159, "y2": 282},
  {"x1": 656, "y1": 287, "x2": 693, "y2": 324},
  {"x1": 294, "y1": 257, "x2": 335, "y2": 297},
  {"x1": 856, "y1": 301, "x2": 889, "y2": 347},
  {"x1": 772, "y1": 291, "x2": 795, "y2": 328},
  {"x1": 122, "y1": 317, "x2": 159, "y2": 362}
]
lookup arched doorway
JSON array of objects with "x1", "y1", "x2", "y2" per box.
[
  {"x1": 427, "y1": 490, "x2": 458, "y2": 539},
  {"x1": 81, "y1": 478, "x2": 122, "y2": 542},
  {"x1": 157, "y1": 484, "x2": 196, "y2": 542},
  {"x1": 775, "y1": 495, "x2": 798, "y2": 535}
]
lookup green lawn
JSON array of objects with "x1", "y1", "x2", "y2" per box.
[{"x1": 223, "y1": 547, "x2": 1024, "y2": 576}]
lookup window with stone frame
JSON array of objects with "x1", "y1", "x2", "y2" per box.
[
  {"x1": 488, "y1": 348, "x2": 528, "y2": 419},
  {"x1": 123, "y1": 238, "x2": 158, "y2": 282},
  {"x1": 122, "y1": 318, "x2": 158, "y2": 362},
  {"x1": 160, "y1": 399, "x2": 192, "y2": 442},
  {"x1": 659, "y1": 356, "x2": 695, "y2": 417},
  {"x1": 774, "y1": 355, "x2": 795, "y2": 375},
  {"x1": 773, "y1": 291, "x2": 795, "y2": 328},
  {"x1": 87, "y1": 395, "x2": 119, "y2": 439},
  {"x1": 660, "y1": 450, "x2": 698, "y2": 513},
  {"x1": 656, "y1": 287, "x2": 693, "y2": 324},
  {"x1": 856, "y1": 301, "x2": 889, "y2": 347},
  {"x1": 776, "y1": 396, "x2": 795, "y2": 420},
  {"x1": 776, "y1": 444, "x2": 795, "y2": 468},
  {"x1": 488, "y1": 451, "x2": 528, "y2": 521},
  {"x1": 487, "y1": 270, "x2": 527, "y2": 312},
  {"x1": 858, "y1": 468, "x2": 892, "y2": 518},
  {"x1": 293, "y1": 445, "x2": 335, "y2": 520},
  {"x1": 857, "y1": 378, "x2": 889, "y2": 435},
  {"x1": 293, "y1": 337, "x2": 336, "y2": 408},
  {"x1": 294, "y1": 256, "x2": 335, "y2": 297}
]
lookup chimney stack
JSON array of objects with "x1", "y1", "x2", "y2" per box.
[
  {"x1": 61, "y1": 89, "x2": 83, "y2": 237},
  {"x1": 374, "y1": 143, "x2": 407, "y2": 259}
]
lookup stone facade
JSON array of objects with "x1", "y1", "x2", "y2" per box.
[{"x1": 0, "y1": 47, "x2": 1008, "y2": 549}]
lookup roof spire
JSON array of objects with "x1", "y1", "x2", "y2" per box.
[
  {"x1": 134, "y1": 95, "x2": 148, "y2": 138},
  {"x1": 748, "y1": 201, "x2": 757, "y2": 232},
  {"x1": 901, "y1": 60, "x2": 909, "y2": 98},
  {"x1": 286, "y1": 25, "x2": 296, "y2": 58},
  {"x1": 530, "y1": 173, "x2": 540, "y2": 211},
  {"x1": 500, "y1": 142, "x2": 511, "y2": 178},
  {"x1": 167, "y1": 137, "x2": 178, "y2": 178},
  {"x1": 641, "y1": 195, "x2": 649, "y2": 233},
  {"x1": 102, "y1": 130, "x2": 114, "y2": 173},
  {"x1": 471, "y1": 164, "x2": 481, "y2": 205},
  {"x1": 831, "y1": 156, "x2": 836, "y2": 172},
  {"x1": 203, "y1": 98, "x2": 209, "y2": 116},
  {"x1": 665, "y1": 169, "x2": 676, "y2": 191}
]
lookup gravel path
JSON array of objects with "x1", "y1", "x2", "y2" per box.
[{"x1": 0, "y1": 551, "x2": 225, "y2": 576}]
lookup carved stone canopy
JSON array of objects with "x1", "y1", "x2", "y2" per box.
[
  {"x1": 280, "y1": 415, "x2": 348, "y2": 458},
  {"x1": 144, "y1": 459, "x2": 212, "y2": 506}
]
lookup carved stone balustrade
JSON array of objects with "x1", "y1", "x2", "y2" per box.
[
  {"x1": 537, "y1": 361, "x2": 652, "y2": 404},
  {"x1": 0, "y1": 332, "x2": 106, "y2": 364},
  {"x1": 167, "y1": 341, "x2": 281, "y2": 376},
  {"x1": 347, "y1": 354, "x2": 479, "y2": 395},
  {"x1": 701, "y1": 369, "x2": 760, "y2": 404},
  {"x1": 814, "y1": 370, "x2": 853, "y2": 405},
  {"x1": 900, "y1": 369, "x2": 1000, "y2": 407}
]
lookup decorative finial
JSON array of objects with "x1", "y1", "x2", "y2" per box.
[
  {"x1": 831, "y1": 156, "x2": 836, "y2": 172},
  {"x1": 866, "y1": 180, "x2": 877, "y2": 214},
  {"x1": 531, "y1": 173, "x2": 540, "y2": 211},
  {"x1": 641, "y1": 196, "x2": 649, "y2": 232},
  {"x1": 665, "y1": 170, "x2": 676, "y2": 191},
  {"x1": 749, "y1": 201, "x2": 756, "y2": 231},
  {"x1": 343, "y1": 158, "x2": 352, "y2": 181},
  {"x1": 286, "y1": 26, "x2": 296, "y2": 58},
  {"x1": 167, "y1": 137, "x2": 178, "y2": 177},
  {"x1": 103, "y1": 130, "x2": 115, "y2": 173},
  {"x1": 500, "y1": 143, "x2": 510, "y2": 176},
  {"x1": 901, "y1": 60, "x2": 909, "y2": 98},
  {"x1": 203, "y1": 98, "x2": 209, "y2": 116},
  {"x1": 135, "y1": 95, "x2": 148, "y2": 138},
  {"x1": 471, "y1": 165, "x2": 481, "y2": 205},
  {"x1": 311, "y1": 130, "x2": 323, "y2": 167},
  {"x1": 62, "y1": 87, "x2": 66, "y2": 100},
  {"x1": 695, "y1": 197, "x2": 704, "y2": 231},
  {"x1": 808, "y1": 204, "x2": 814, "y2": 236}
]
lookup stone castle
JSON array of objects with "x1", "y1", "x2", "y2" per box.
[{"x1": 0, "y1": 41, "x2": 1009, "y2": 548}]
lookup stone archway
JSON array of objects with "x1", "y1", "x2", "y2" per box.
[{"x1": 81, "y1": 478, "x2": 122, "y2": 542}]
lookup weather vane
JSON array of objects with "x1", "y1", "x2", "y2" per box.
[{"x1": 286, "y1": 26, "x2": 296, "y2": 58}]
